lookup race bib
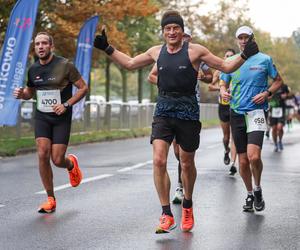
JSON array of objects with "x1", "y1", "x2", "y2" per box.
[
  {"x1": 37, "y1": 90, "x2": 61, "y2": 113},
  {"x1": 271, "y1": 107, "x2": 283, "y2": 118},
  {"x1": 245, "y1": 109, "x2": 267, "y2": 133}
]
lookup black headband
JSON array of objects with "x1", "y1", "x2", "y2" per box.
[{"x1": 161, "y1": 15, "x2": 184, "y2": 31}]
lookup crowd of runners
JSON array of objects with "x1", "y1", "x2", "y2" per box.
[{"x1": 12, "y1": 10, "x2": 300, "y2": 234}]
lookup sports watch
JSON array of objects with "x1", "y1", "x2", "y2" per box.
[{"x1": 63, "y1": 102, "x2": 70, "y2": 109}]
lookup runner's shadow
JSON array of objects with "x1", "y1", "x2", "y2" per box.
[
  {"x1": 156, "y1": 238, "x2": 178, "y2": 249},
  {"x1": 236, "y1": 213, "x2": 265, "y2": 249},
  {"x1": 155, "y1": 232, "x2": 194, "y2": 250},
  {"x1": 31, "y1": 210, "x2": 80, "y2": 228}
]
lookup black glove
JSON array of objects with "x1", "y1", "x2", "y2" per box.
[
  {"x1": 94, "y1": 29, "x2": 109, "y2": 50},
  {"x1": 241, "y1": 34, "x2": 259, "y2": 60}
]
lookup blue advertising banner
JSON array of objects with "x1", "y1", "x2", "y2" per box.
[
  {"x1": 0, "y1": 0, "x2": 40, "y2": 126},
  {"x1": 72, "y1": 15, "x2": 99, "y2": 120}
]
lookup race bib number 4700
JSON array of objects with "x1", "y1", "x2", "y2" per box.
[
  {"x1": 245, "y1": 109, "x2": 267, "y2": 133},
  {"x1": 37, "y1": 90, "x2": 61, "y2": 113}
]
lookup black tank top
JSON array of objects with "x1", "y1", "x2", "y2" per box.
[
  {"x1": 154, "y1": 41, "x2": 199, "y2": 120},
  {"x1": 157, "y1": 41, "x2": 198, "y2": 93}
]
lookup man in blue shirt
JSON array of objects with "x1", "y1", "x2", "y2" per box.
[{"x1": 220, "y1": 26, "x2": 283, "y2": 212}]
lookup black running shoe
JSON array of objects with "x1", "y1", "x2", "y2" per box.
[
  {"x1": 243, "y1": 194, "x2": 254, "y2": 212},
  {"x1": 224, "y1": 150, "x2": 230, "y2": 165},
  {"x1": 254, "y1": 189, "x2": 265, "y2": 212},
  {"x1": 229, "y1": 165, "x2": 237, "y2": 176}
]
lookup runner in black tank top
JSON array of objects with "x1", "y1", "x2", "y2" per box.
[
  {"x1": 147, "y1": 33, "x2": 213, "y2": 206},
  {"x1": 94, "y1": 10, "x2": 259, "y2": 233},
  {"x1": 150, "y1": 39, "x2": 202, "y2": 233}
]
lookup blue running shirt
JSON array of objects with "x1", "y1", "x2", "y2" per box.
[{"x1": 220, "y1": 52, "x2": 278, "y2": 114}]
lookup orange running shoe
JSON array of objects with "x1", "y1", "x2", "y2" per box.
[
  {"x1": 181, "y1": 207, "x2": 194, "y2": 232},
  {"x1": 38, "y1": 197, "x2": 56, "y2": 213},
  {"x1": 68, "y1": 154, "x2": 82, "y2": 187},
  {"x1": 155, "y1": 214, "x2": 176, "y2": 234}
]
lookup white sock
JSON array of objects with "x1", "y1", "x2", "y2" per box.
[
  {"x1": 254, "y1": 186, "x2": 261, "y2": 191},
  {"x1": 247, "y1": 191, "x2": 253, "y2": 196}
]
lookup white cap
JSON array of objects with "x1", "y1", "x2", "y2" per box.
[
  {"x1": 184, "y1": 27, "x2": 192, "y2": 37},
  {"x1": 235, "y1": 26, "x2": 253, "y2": 38}
]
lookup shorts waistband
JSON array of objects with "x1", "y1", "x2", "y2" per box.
[{"x1": 159, "y1": 90, "x2": 195, "y2": 97}]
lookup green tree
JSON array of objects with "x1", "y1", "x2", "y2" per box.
[{"x1": 118, "y1": 15, "x2": 160, "y2": 102}]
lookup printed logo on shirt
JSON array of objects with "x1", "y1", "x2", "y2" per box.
[
  {"x1": 34, "y1": 76, "x2": 43, "y2": 82},
  {"x1": 178, "y1": 65, "x2": 187, "y2": 69},
  {"x1": 48, "y1": 77, "x2": 56, "y2": 81},
  {"x1": 249, "y1": 66, "x2": 264, "y2": 71}
]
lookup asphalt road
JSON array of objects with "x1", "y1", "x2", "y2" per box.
[{"x1": 0, "y1": 124, "x2": 300, "y2": 250}]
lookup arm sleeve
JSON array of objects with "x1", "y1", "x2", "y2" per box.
[
  {"x1": 27, "y1": 68, "x2": 34, "y2": 87},
  {"x1": 67, "y1": 61, "x2": 82, "y2": 83},
  {"x1": 267, "y1": 57, "x2": 278, "y2": 79}
]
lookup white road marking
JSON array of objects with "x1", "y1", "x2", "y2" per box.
[
  {"x1": 35, "y1": 160, "x2": 153, "y2": 194},
  {"x1": 35, "y1": 174, "x2": 113, "y2": 194},
  {"x1": 206, "y1": 143, "x2": 221, "y2": 149},
  {"x1": 0, "y1": 204, "x2": 5, "y2": 208},
  {"x1": 117, "y1": 160, "x2": 152, "y2": 172}
]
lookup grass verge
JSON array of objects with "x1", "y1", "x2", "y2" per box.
[{"x1": 0, "y1": 119, "x2": 220, "y2": 157}]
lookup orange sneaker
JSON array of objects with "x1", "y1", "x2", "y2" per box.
[
  {"x1": 38, "y1": 197, "x2": 56, "y2": 213},
  {"x1": 155, "y1": 214, "x2": 176, "y2": 234},
  {"x1": 68, "y1": 154, "x2": 82, "y2": 187},
  {"x1": 181, "y1": 207, "x2": 194, "y2": 232}
]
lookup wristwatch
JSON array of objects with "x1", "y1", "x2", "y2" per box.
[
  {"x1": 63, "y1": 102, "x2": 70, "y2": 109},
  {"x1": 266, "y1": 90, "x2": 272, "y2": 96}
]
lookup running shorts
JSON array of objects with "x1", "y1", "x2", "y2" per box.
[
  {"x1": 34, "y1": 111, "x2": 72, "y2": 145},
  {"x1": 151, "y1": 116, "x2": 201, "y2": 152},
  {"x1": 230, "y1": 109, "x2": 264, "y2": 154},
  {"x1": 218, "y1": 104, "x2": 230, "y2": 123}
]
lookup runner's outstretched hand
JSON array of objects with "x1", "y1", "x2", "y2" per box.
[
  {"x1": 94, "y1": 28, "x2": 109, "y2": 51},
  {"x1": 241, "y1": 34, "x2": 259, "y2": 60}
]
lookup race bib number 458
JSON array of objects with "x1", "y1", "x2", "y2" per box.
[
  {"x1": 37, "y1": 90, "x2": 61, "y2": 113},
  {"x1": 245, "y1": 109, "x2": 267, "y2": 133}
]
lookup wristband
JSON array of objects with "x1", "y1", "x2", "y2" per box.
[
  {"x1": 105, "y1": 45, "x2": 115, "y2": 55},
  {"x1": 240, "y1": 53, "x2": 247, "y2": 60},
  {"x1": 266, "y1": 89, "x2": 272, "y2": 96}
]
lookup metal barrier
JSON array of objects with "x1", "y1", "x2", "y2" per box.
[
  {"x1": 72, "y1": 101, "x2": 157, "y2": 132},
  {"x1": 200, "y1": 103, "x2": 219, "y2": 121},
  {"x1": 0, "y1": 100, "x2": 218, "y2": 139}
]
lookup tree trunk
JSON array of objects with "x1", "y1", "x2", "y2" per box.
[
  {"x1": 121, "y1": 68, "x2": 127, "y2": 102},
  {"x1": 105, "y1": 57, "x2": 111, "y2": 102},
  {"x1": 138, "y1": 69, "x2": 143, "y2": 103}
]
